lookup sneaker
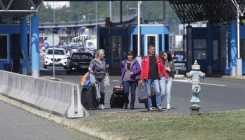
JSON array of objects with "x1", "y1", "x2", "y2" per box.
[
  {"x1": 157, "y1": 107, "x2": 163, "y2": 112},
  {"x1": 98, "y1": 104, "x2": 105, "y2": 110},
  {"x1": 167, "y1": 104, "x2": 171, "y2": 110},
  {"x1": 148, "y1": 107, "x2": 153, "y2": 112}
]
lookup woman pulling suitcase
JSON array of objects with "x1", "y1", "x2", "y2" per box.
[
  {"x1": 120, "y1": 50, "x2": 141, "y2": 110},
  {"x1": 88, "y1": 49, "x2": 109, "y2": 110}
]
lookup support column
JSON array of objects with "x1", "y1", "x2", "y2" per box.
[
  {"x1": 230, "y1": 20, "x2": 237, "y2": 76},
  {"x1": 31, "y1": 15, "x2": 40, "y2": 77},
  {"x1": 20, "y1": 19, "x2": 28, "y2": 75},
  {"x1": 207, "y1": 23, "x2": 213, "y2": 74}
]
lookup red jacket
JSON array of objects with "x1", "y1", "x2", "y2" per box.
[{"x1": 140, "y1": 55, "x2": 168, "y2": 80}]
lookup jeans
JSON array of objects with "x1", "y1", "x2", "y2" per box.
[
  {"x1": 98, "y1": 79, "x2": 105, "y2": 105},
  {"x1": 144, "y1": 79, "x2": 162, "y2": 108},
  {"x1": 123, "y1": 81, "x2": 136, "y2": 108},
  {"x1": 159, "y1": 77, "x2": 173, "y2": 104}
]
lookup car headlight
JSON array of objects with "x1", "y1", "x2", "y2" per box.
[
  {"x1": 63, "y1": 57, "x2": 67, "y2": 60},
  {"x1": 45, "y1": 57, "x2": 50, "y2": 59},
  {"x1": 72, "y1": 62, "x2": 78, "y2": 65}
]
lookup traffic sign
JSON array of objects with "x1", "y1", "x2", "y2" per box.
[{"x1": 47, "y1": 34, "x2": 60, "y2": 47}]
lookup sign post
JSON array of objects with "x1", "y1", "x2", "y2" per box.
[{"x1": 47, "y1": 34, "x2": 60, "y2": 80}]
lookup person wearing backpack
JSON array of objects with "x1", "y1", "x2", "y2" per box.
[
  {"x1": 121, "y1": 50, "x2": 141, "y2": 110},
  {"x1": 159, "y1": 51, "x2": 175, "y2": 110}
]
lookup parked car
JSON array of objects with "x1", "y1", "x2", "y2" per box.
[
  {"x1": 171, "y1": 51, "x2": 187, "y2": 62},
  {"x1": 85, "y1": 48, "x2": 96, "y2": 56},
  {"x1": 171, "y1": 51, "x2": 187, "y2": 72},
  {"x1": 70, "y1": 46, "x2": 79, "y2": 53},
  {"x1": 66, "y1": 52, "x2": 94, "y2": 74},
  {"x1": 78, "y1": 47, "x2": 85, "y2": 53},
  {"x1": 43, "y1": 48, "x2": 67, "y2": 69}
]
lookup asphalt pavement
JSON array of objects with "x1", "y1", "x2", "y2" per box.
[
  {"x1": 0, "y1": 100, "x2": 99, "y2": 140},
  {"x1": 39, "y1": 65, "x2": 245, "y2": 116}
]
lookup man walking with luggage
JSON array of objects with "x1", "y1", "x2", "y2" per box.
[
  {"x1": 139, "y1": 45, "x2": 168, "y2": 112},
  {"x1": 11, "y1": 45, "x2": 24, "y2": 73}
]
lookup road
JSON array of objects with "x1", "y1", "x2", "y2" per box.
[
  {"x1": 39, "y1": 64, "x2": 245, "y2": 116},
  {"x1": 0, "y1": 100, "x2": 99, "y2": 140}
]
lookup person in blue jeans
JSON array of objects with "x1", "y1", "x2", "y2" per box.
[
  {"x1": 160, "y1": 51, "x2": 175, "y2": 110},
  {"x1": 121, "y1": 50, "x2": 141, "y2": 110},
  {"x1": 139, "y1": 45, "x2": 168, "y2": 112}
]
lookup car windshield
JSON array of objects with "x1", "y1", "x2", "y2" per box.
[
  {"x1": 72, "y1": 54, "x2": 93, "y2": 60},
  {"x1": 47, "y1": 49, "x2": 65, "y2": 55}
]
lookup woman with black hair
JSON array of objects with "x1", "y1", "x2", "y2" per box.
[{"x1": 159, "y1": 51, "x2": 175, "y2": 110}]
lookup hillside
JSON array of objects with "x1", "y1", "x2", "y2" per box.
[{"x1": 37, "y1": 1, "x2": 180, "y2": 31}]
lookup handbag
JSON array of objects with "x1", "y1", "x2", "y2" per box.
[
  {"x1": 104, "y1": 70, "x2": 110, "y2": 87},
  {"x1": 138, "y1": 85, "x2": 148, "y2": 103}
]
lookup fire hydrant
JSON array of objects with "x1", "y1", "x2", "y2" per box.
[{"x1": 186, "y1": 60, "x2": 205, "y2": 116}]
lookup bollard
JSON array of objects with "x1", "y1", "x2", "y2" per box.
[{"x1": 186, "y1": 60, "x2": 205, "y2": 116}]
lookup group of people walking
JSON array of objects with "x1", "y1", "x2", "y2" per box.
[{"x1": 88, "y1": 45, "x2": 175, "y2": 111}]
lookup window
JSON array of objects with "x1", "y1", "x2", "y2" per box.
[
  {"x1": 112, "y1": 36, "x2": 121, "y2": 58},
  {"x1": 194, "y1": 39, "x2": 206, "y2": 49},
  {"x1": 72, "y1": 54, "x2": 93, "y2": 60},
  {"x1": 47, "y1": 49, "x2": 65, "y2": 55},
  {"x1": 213, "y1": 40, "x2": 218, "y2": 60},
  {"x1": 0, "y1": 35, "x2": 7, "y2": 59}
]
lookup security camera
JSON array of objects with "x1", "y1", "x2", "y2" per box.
[{"x1": 31, "y1": 7, "x2": 34, "y2": 10}]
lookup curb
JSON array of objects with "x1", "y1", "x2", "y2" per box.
[{"x1": 0, "y1": 94, "x2": 126, "y2": 140}]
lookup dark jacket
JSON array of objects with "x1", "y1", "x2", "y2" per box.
[
  {"x1": 11, "y1": 47, "x2": 23, "y2": 61},
  {"x1": 121, "y1": 58, "x2": 141, "y2": 83}
]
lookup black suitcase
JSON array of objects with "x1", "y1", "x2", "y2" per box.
[
  {"x1": 144, "y1": 88, "x2": 157, "y2": 108},
  {"x1": 81, "y1": 85, "x2": 99, "y2": 110},
  {"x1": 3, "y1": 63, "x2": 11, "y2": 72},
  {"x1": 110, "y1": 86, "x2": 124, "y2": 108}
]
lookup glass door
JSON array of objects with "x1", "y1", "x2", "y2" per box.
[
  {"x1": 145, "y1": 35, "x2": 158, "y2": 56},
  {"x1": 111, "y1": 36, "x2": 122, "y2": 68}
]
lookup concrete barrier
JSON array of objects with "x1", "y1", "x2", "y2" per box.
[{"x1": 0, "y1": 70, "x2": 88, "y2": 118}]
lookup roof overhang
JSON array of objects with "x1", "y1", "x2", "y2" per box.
[
  {"x1": 0, "y1": 0, "x2": 43, "y2": 22},
  {"x1": 169, "y1": 0, "x2": 245, "y2": 24}
]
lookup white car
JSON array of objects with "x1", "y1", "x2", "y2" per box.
[{"x1": 43, "y1": 48, "x2": 67, "y2": 69}]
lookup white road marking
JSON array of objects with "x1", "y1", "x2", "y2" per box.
[
  {"x1": 173, "y1": 79, "x2": 226, "y2": 87},
  {"x1": 112, "y1": 80, "x2": 120, "y2": 82}
]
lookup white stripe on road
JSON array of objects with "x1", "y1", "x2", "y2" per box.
[
  {"x1": 173, "y1": 79, "x2": 226, "y2": 87},
  {"x1": 112, "y1": 80, "x2": 120, "y2": 82}
]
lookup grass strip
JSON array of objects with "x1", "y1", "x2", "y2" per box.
[{"x1": 75, "y1": 110, "x2": 245, "y2": 140}]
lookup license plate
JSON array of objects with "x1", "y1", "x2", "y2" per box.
[{"x1": 80, "y1": 65, "x2": 87, "y2": 68}]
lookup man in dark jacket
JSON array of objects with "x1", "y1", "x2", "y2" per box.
[{"x1": 11, "y1": 45, "x2": 24, "y2": 73}]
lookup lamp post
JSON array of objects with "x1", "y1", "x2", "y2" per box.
[{"x1": 137, "y1": 1, "x2": 142, "y2": 67}]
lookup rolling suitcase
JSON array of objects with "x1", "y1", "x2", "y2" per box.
[
  {"x1": 110, "y1": 86, "x2": 124, "y2": 108},
  {"x1": 81, "y1": 84, "x2": 99, "y2": 110},
  {"x1": 3, "y1": 63, "x2": 11, "y2": 72}
]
